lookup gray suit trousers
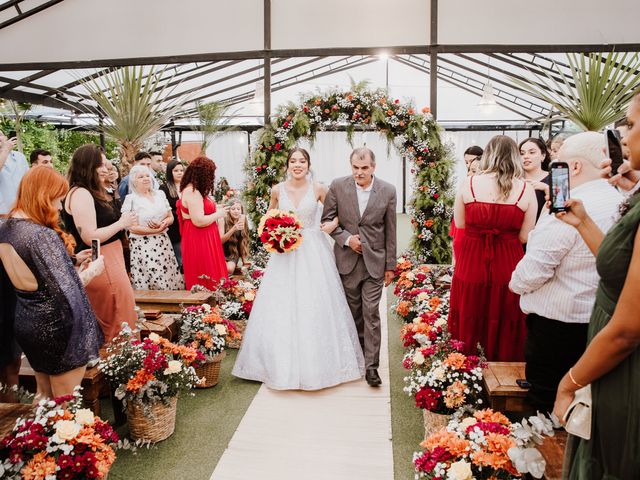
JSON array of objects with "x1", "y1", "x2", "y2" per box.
[{"x1": 340, "y1": 255, "x2": 383, "y2": 370}]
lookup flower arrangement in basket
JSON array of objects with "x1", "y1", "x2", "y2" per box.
[
  {"x1": 403, "y1": 334, "x2": 485, "y2": 415},
  {"x1": 413, "y1": 409, "x2": 557, "y2": 479},
  {"x1": 99, "y1": 325, "x2": 204, "y2": 442},
  {"x1": 0, "y1": 389, "x2": 124, "y2": 480},
  {"x1": 178, "y1": 304, "x2": 240, "y2": 387},
  {"x1": 258, "y1": 209, "x2": 303, "y2": 253}
]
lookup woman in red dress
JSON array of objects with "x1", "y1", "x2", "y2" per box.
[
  {"x1": 448, "y1": 136, "x2": 537, "y2": 361},
  {"x1": 177, "y1": 157, "x2": 229, "y2": 290}
]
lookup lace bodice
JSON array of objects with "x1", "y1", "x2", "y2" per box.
[{"x1": 278, "y1": 182, "x2": 321, "y2": 229}]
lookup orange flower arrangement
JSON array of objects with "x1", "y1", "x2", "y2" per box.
[
  {"x1": 20, "y1": 451, "x2": 57, "y2": 480},
  {"x1": 1, "y1": 390, "x2": 124, "y2": 480},
  {"x1": 126, "y1": 369, "x2": 156, "y2": 393},
  {"x1": 396, "y1": 301, "x2": 411, "y2": 317},
  {"x1": 474, "y1": 409, "x2": 511, "y2": 425},
  {"x1": 443, "y1": 352, "x2": 467, "y2": 370}
]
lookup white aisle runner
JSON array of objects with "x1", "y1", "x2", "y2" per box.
[{"x1": 210, "y1": 292, "x2": 394, "y2": 480}]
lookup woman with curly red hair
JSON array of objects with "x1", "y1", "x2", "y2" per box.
[
  {"x1": 177, "y1": 156, "x2": 229, "y2": 289},
  {"x1": 0, "y1": 166, "x2": 103, "y2": 399}
]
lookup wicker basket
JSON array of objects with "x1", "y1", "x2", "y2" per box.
[
  {"x1": 126, "y1": 397, "x2": 177, "y2": 443},
  {"x1": 194, "y1": 351, "x2": 226, "y2": 388},
  {"x1": 227, "y1": 320, "x2": 247, "y2": 349},
  {"x1": 423, "y1": 410, "x2": 450, "y2": 439}
]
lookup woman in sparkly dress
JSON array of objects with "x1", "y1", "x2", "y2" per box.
[{"x1": 0, "y1": 167, "x2": 104, "y2": 399}]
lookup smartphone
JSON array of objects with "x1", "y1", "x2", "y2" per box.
[
  {"x1": 516, "y1": 379, "x2": 532, "y2": 389},
  {"x1": 605, "y1": 128, "x2": 624, "y2": 176},
  {"x1": 7, "y1": 130, "x2": 16, "y2": 139},
  {"x1": 91, "y1": 239, "x2": 100, "y2": 261},
  {"x1": 549, "y1": 162, "x2": 570, "y2": 213}
]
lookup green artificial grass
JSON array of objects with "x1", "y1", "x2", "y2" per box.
[
  {"x1": 104, "y1": 348, "x2": 261, "y2": 480},
  {"x1": 388, "y1": 287, "x2": 423, "y2": 480}
]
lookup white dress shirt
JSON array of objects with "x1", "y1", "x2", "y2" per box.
[
  {"x1": 355, "y1": 176, "x2": 374, "y2": 216},
  {"x1": 510, "y1": 179, "x2": 623, "y2": 324},
  {"x1": 0, "y1": 151, "x2": 29, "y2": 214},
  {"x1": 344, "y1": 177, "x2": 374, "y2": 246}
]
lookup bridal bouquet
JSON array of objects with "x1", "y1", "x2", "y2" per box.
[
  {"x1": 403, "y1": 334, "x2": 485, "y2": 414},
  {"x1": 0, "y1": 389, "x2": 120, "y2": 480},
  {"x1": 413, "y1": 409, "x2": 556, "y2": 479},
  {"x1": 258, "y1": 209, "x2": 303, "y2": 253}
]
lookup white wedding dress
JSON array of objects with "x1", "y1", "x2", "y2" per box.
[{"x1": 232, "y1": 181, "x2": 365, "y2": 390}]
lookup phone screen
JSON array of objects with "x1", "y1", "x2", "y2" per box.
[
  {"x1": 91, "y1": 239, "x2": 100, "y2": 261},
  {"x1": 606, "y1": 129, "x2": 624, "y2": 176},
  {"x1": 550, "y1": 163, "x2": 570, "y2": 212}
]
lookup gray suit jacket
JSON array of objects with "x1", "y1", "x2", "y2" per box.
[{"x1": 322, "y1": 176, "x2": 397, "y2": 279}]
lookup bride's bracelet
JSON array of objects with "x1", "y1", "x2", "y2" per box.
[{"x1": 569, "y1": 368, "x2": 585, "y2": 388}]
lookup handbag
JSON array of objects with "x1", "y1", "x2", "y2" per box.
[{"x1": 562, "y1": 384, "x2": 591, "y2": 440}]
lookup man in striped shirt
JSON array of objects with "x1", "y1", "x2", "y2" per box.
[{"x1": 510, "y1": 132, "x2": 623, "y2": 413}]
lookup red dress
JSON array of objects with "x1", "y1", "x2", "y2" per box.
[
  {"x1": 448, "y1": 177, "x2": 527, "y2": 361},
  {"x1": 177, "y1": 196, "x2": 228, "y2": 290}
]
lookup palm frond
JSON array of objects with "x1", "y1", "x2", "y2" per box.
[
  {"x1": 511, "y1": 52, "x2": 640, "y2": 131},
  {"x1": 195, "y1": 101, "x2": 238, "y2": 153},
  {"x1": 78, "y1": 66, "x2": 191, "y2": 164}
]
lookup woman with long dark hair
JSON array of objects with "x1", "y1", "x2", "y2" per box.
[
  {"x1": 61, "y1": 144, "x2": 137, "y2": 343},
  {"x1": 0, "y1": 167, "x2": 103, "y2": 398},
  {"x1": 159, "y1": 160, "x2": 185, "y2": 267},
  {"x1": 177, "y1": 156, "x2": 228, "y2": 290},
  {"x1": 218, "y1": 198, "x2": 251, "y2": 275},
  {"x1": 519, "y1": 137, "x2": 551, "y2": 221}
]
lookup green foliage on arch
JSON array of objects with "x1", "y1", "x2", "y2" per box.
[{"x1": 242, "y1": 86, "x2": 454, "y2": 264}]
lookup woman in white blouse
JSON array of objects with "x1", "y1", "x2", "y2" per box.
[{"x1": 121, "y1": 165, "x2": 183, "y2": 290}]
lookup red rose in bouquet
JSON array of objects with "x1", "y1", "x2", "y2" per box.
[{"x1": 258, "y1": 209, "x2": 303, "y2": 253}]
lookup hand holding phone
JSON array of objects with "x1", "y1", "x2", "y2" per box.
[
  {"x1": 91, "y1": 239, "x2": 101, "y2": 262},
  {"x1": 549, "y1": 162, "x2": 571, "y2": 213},
  {"x1": 605, "y1": 129, "x2": 624, "y2": 177}
]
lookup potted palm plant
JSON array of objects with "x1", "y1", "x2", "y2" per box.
[
  {"x1": 512, "y1": 52, "x2": 640, "y2": 132},
  {"x1": 80, "y1": 66, "x2": 190, "y2": 173}
]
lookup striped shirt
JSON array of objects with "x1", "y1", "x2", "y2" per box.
[{"x1": 509, "y1": 179, "x2": 623, "y2": 324}]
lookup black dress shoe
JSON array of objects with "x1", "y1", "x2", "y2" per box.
[{"x1": 365, "y1": 368, "x2": 382, "y2": 387}]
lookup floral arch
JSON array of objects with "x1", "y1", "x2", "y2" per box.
[{"x1": 242, "y1": 86, "x2": 454, "y2": 264}]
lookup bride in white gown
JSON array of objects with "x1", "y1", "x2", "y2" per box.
[{"x1": 232, "y1": 148, "x2": 365, "y2": 390}]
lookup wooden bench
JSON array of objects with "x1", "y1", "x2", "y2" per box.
[
  {"x1": 134, "y1": 290, "x2": 213, "y2": 313},
  {"x1": 483, "y1": 362, "x2": 531, "y2": 413},
  {"x1": 18, "y1": 357, "x2": 106, "y2": 416},
  {"x1": 0, "y1": 403, "x2": 34, "y2": 438}
]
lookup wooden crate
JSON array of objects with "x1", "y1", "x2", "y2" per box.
[
  {"x1": 482, "y1": 362, "x2": 531, "y2": 413},
  {"x1": 540, "y1": 430, "x2": 567, "y2": 480},
  {"x1": 134, "y1": 290, "x2": 213, "y2": 313},
  {"x1": 140, "y1": 314, "x2": 181, "y2": 341},
  {"x1": 0, "y1": 403, "x2": 33, "y2": 438},
  {"x1": 18, "y1": 357, "x2": 106, "y2": 416}
]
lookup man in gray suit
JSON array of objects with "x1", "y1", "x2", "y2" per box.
[{"x1": 322, "y1": 147, "x2": 397, "y2": 387}]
